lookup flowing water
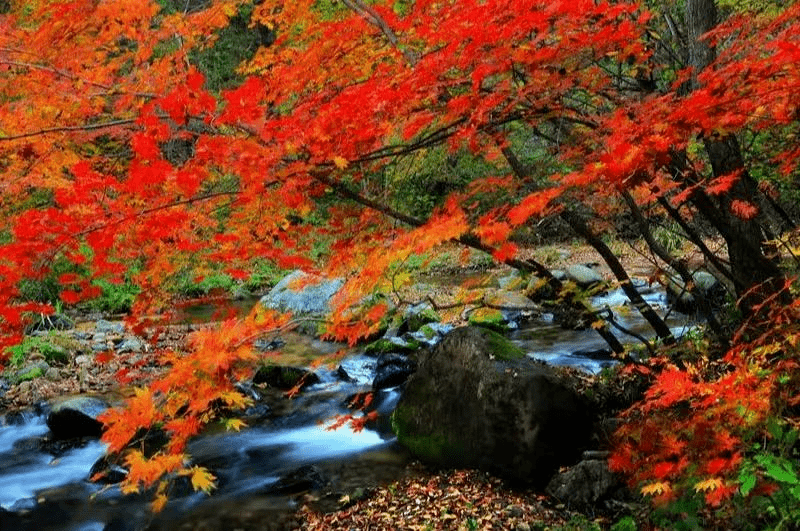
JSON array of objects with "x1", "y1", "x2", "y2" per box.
[
  {"x1": 512, "y1": 282, "x2": 696, "y2": 373},
  {"x1": 0, "y1": 282, "x2": 695, "y2": 530},
  {"x1": 0, "y1": 345, "x2": 412, "y2": 531}
]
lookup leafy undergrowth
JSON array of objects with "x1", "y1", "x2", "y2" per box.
[{"x1": 297, "y1": 464, "x2": 618, "y2": 531}]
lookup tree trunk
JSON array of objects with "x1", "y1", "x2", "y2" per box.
[
  {"x1": 559, "y1": 209, "x2": 676, "y2": 345},
  {"x1": 685, "y1": 0, "x2": 785, "y2": 310},
  {"x1": 502, "y1": 147, "x2": 667, "y2": 350},
  {"x1": 621, "y1": 190, "x2": 726, "y2": 343}
]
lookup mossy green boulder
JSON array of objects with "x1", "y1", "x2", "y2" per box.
[{"x1": 392, "y1": 326, "x2": 592, "y2": 486}]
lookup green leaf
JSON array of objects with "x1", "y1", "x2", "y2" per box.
[
  {"x1": 767, "y1": 417, "x2": 784, "y2": 440},
  {"x1": 756, "y1": 455, "x2": 799, "y2": 485},
  {"x1": 739, "y1": 471, "x2": 756, "y2": 496}
]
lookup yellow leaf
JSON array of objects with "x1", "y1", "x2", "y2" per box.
[
  {"x1": 333, "y1": 156, "x2": 349, "y2": 169},
  {"x1": 590, "y1": 319, "x2": 606, "y2": 330},
  {"x1": 224, "y1": 418, "x2": 247, "y2": 432},
  {"x1": 120, "y1": 481, "x2": 140, "y2": 495},
  {"x1": 151, "y1": 492, "x2": 168, "y2": 513},
  {"x1": 219, "y1": 390, "x2": 252, "y2": 410},
  {"x1": 694, "y1": 477, "x2": 723, "y2": 493},
  {"x1": 190, "y1": 466, "x2": 217, "y2": 493},
  {"x1": 641, "y1": 481, "x2": 671, "y2": 496}
]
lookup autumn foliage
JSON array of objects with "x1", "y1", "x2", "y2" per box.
[{"x1": 1, "y1": 0, "x2": 800, "y2": 519}]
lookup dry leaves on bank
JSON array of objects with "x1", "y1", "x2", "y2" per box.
[{"x1": 297, "y1": 466, "x2": 604, "y2": 531}]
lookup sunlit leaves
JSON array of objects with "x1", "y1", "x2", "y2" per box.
[
  {"x1": 641, "y1": 481, "x2": 671, "y2": 497},
  {"x1": 506, "y1": 189, "x2": 562, "y2": 227},
  {"x1": 187, "y1": 466, "x2": 217, "y2": 494},
  {"x1": 0, "y1": 0, "x2": 798, "y2": 518}
]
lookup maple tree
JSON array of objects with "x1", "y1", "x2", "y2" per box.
[{"x1": 1, "y1": 0, "x2": 799, "y2": 519}]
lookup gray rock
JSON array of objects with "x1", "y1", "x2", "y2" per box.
[
  {"x1": 402, "y1": 303, "x2": 441, "y2": 334},
  {"x1": 44, "y1": 367, "x2": 61, "y2": 381},
  {"x1": 253, "y1": 365, "x2": 320, "y2": 391},
  {"x1": 253, "y1": 337, "x2": 285, "y2": 352},
  {"x1": 372, "y1": 353, "x2": 416, "y2": 390},
  {"x1": 264, "y1": 464, "x2": 327, "y2": 495},
  {"x1": 116, "y1": 337, "x2": 144, "y2": 353},
  {"x1": 546, "y1": 459, "x2": 621, "y2": 508},
  {"x1": 565, "y1": 264, "x2": 604, "y2": 288},
  {"x1": 260, "y1": 270, "x2": 343, "y2": 316},
  {"x1": 487, "y1": 290, "x2": 540, "y2": 326},
  {"x1": 666, "y1": 270, "x2": 727, "y2": 314},
  {"x1": 16, "y1": 361, "x2": 49, "y2": 381},
  {"x1": 497, "y1": 271, "x2": 525, "y2": 290},
  {"x1": 392, "y1": 326, "x2": 592, "y2": 486},
  {"x1": 24, "y1": 313, "x2": 74, "y2": 334},
  {"x1": 95, "y1": 320, "x2": 125, "y2": 334},
  {"x1": 46, "y1": 396, "x2": 110, "y2": 439},
  {"x1": 74, "y1": 354, "x2": 93, "y2": 367}
]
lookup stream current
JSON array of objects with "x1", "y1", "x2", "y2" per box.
[{"x1": 0, "y1": 283, "x2": 696, "y2": 530}]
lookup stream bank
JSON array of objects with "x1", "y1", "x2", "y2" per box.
[{"x1": 0, "y1": 255, "x2": 706, "y2": 530}]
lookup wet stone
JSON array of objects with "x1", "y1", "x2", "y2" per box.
[
  {"x1": 116, "y1": 337, "x2": 144, "y2": 353},
  {"x1": 253, "y1": 366, "x2": 320, "y2": 391},
  {"x1": 95, "y1": 320, "x2": 125, "y2": 334},
  {"x1": 9, "y1": 497, "x2": 37, "y2": 512},
  {"x1": 264, "y1": 464, "x2": 327, "y2": 495},
  {"x1": 46, "y1": 396, "x2": 109, "y2": 440},
  {"x1": 254, "y1": 337, "x2": 285, "y2": 352}
]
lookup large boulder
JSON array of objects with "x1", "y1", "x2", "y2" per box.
[
  {"x1": 392, "y1": 326, "x2": 593, "y2": 486},
  {"x1": 260, "y1": 270, "x2": 344, "y2": 316}
]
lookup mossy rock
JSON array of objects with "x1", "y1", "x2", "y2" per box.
[
  {"x1": 483, "y1": 328, "x2": 524, "y2": 361},
  {"x1": 467, "y1": 307, "x2": 508, "y2": 332},
  {"x1": 14, "y1": 364, "x2": 45, "y2": 383},
  {"x1": 418, "y1": 324, "x2": 438, "y2": 340},
  {"x1": 364, "y1": 337, "x2": 421, "y2": 356},
  {"x1": 404, "y1": 307, "x2": 441, "y2": 333},
  {"x1": 391, "y1": 404, "x2": 463, "y2": 463},
  {"x1": 393, "y1": 326, "x2": 592, "y2": 486}
]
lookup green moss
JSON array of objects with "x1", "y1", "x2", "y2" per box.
[
  {"x1": 483, "y1": 329, "x2": 525, "y2": 360},
  {"x1": 4, "y1": 333, "x2": 75, "y2": 368},
  {"x1": 391, "y1": 405, "x2": 459, "y2": 462},
  {"x1": 467, "y1": 308, "x2": 508, "y2": 332},
  {"x1": 365, "y1": 337, "x2": 421, "y2": 355},
  {"x1": 405, "y1": 308, "x2": 440, "y2": 333},
  {"x1": 418, "y1": 324, "x2": 437, "y2": 340},
  {"x1": 16, "y1": 366, "x2": 44, "y2": 382}
]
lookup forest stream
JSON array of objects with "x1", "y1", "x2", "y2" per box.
[{"x1": 0, "y1": 281, "x2": 696, "y2": 531}]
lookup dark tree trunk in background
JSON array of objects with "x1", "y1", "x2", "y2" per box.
[{"x1": 685, "y1": 0, "x2": 785, "y2": 310}]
